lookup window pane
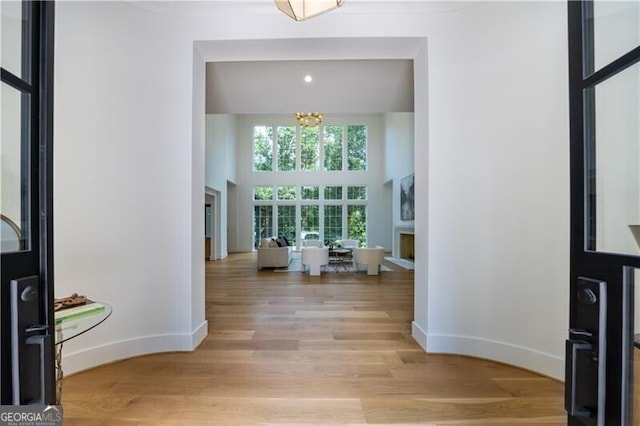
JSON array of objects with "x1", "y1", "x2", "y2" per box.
[
  {"x1": 324, "y1": 186, "x2": 342, "y2": 200},
  {"x1": 1, "y1": 1, "x2": 30, "y2": 83},
  {"x1": 347, "y1": 205, "x2": 366, "y2": 244},
  {"x1": 1, "y1": 82, "x2": 30, "y2": 253},
  {"x1": 277, "y1": 205, "x2": 296, "y2": 245},
  {"x1": 254, "y1": 186, "x2": 273, "y2": 201},
  {"x1": 253, "y1": 125, "x2": 273, "y2": 171},
  {"x1": 324, "y1": 205, "x2": 342, "y2": 244},
  {"x1": 277, "y1": 126, "x2": 296, "y2": 171},
  {"x1": 347, "y1": 186, "x2": 367, "y2": 200},
  {"x1": 347, "y1": 125, "x2": 367, "y2": 171},
  {"x1": 300, "y1": 126, "x2": 319, "y2": 171},
  {"x1": 300, "y1": 205, "x2": 319, "y2": 241},
  {"x1": 254, "y1": 206, "x2": 273, "y2": 248},
  {"x1": 301, "y1": 186, "x2": 319, "y2": 200},
  {"x1": 277, "y1": 186, "x2": 296, "y2": 200},
  {"x1": 324, "y1": 125, "x2": 343, "y2": 171},
  {"x1": 590, "y1": 62, "x2": 640, "y2": 256},
  {"x1": 591, "y1": 1, "x2": 640, "y2": 73}
]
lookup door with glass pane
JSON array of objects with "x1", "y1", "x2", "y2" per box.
[
  {"x1": 567, "y1": 1, "x2": 640, "y2": 424},
  {"x1": 1, "y1": 1, "x2": 55, "y2": 405}
]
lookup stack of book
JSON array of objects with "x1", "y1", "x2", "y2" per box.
[{"x1": 54, "y1": 301, "x2": 106, "y2": 324}]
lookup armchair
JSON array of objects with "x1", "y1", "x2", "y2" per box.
[
  {"x1": 301, "y1": 247, "x2": 329, "y2": 276},
  {"x1": 353, "y1": 246, "x2": 385, "y2": 275}
]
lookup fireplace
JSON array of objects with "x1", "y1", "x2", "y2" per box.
[
  {"x1": 393, "y1": 226, "x2": 415, "y2": 261},
  {"x1": 399, "y1": 233, "x2": 414, "y2": 260}
]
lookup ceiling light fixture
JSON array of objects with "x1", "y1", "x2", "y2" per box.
[
  {"x1": 296, "y1": 112, "x2": 323, "y2": 127},
  {"x1": 275, "y1": 0, "x2": 344, "y2": 21},
  {"x1": 304, "y1": 75, "x2": 313, "y2": 83}
]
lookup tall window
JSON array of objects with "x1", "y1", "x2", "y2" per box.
[
  {"x1": 347, "y1": 125, "x2": 367, "y2": 171},
  {"x1": 253, "y1": 126, "x2": 273, "y2": 171},
  {"x1": 323, "y1": 125, "x2": 343, "y2": 171},
  {"x1": 251, "y1": 121, "x2": 370, "y2": 247},
  {"x1": 254, "y1": 206, "x2": 273, "y2": 248},
  {"x1": 252, "y1": 123, "x2": 368, "y2": 172},
  {"x1": 277, "y1": 126, "x2": 296, "y2": 171},
  {"x1": 278, "y1": 205, "x2": 296, "y2": 245},
  {"x1": 324, "y1": 205, "x2": 342, "y2": 243},
  {"x1": 300, "y1": 205, "x2": 319, "y2": 240},
  {"x1": 300, "y1": 126, "x2": 319, "y2": 171},
  {"x1": 347, "y1": 205, "x2": 366, "y2": 242}
]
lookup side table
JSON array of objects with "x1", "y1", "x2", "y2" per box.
[{"x1": 54, "y1": 302, "x2": 112, "y2": 404}]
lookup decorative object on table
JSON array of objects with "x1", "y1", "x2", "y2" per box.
[{"x1": 54, "y1": 293, "x2": 86, "y2": 311}]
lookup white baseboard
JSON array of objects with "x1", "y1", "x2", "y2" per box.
[
  {"x1": 411, "y1": 321, "x2": 428, "y2": 351},
  {"x1": 426, "y1": 333, "x2": 564, "y2": 381},
  {"x1": 61, "y1": 321, "x2": 208, "y2": 375}
]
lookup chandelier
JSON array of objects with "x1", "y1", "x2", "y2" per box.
[
  {"x1": 296, "y1": 112, "x2": 323, "y2": 127},
  {"x1": 275, "y1": 0, "x2": 344, "y2": 21}
]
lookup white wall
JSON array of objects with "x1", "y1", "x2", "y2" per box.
[
  {"x1": 54, "y1": 1, "x2": 569, "y2": 380},
  {"x1": 55, "y1": 2, "x2": 207, "y2": 373},
  {"x1": 424, "y1": 2, "x2": 569, "y2": 378},
  {"x1": 205, "y1": 114, "x2": 236, "y2": 258},
  {"x1": 233, "y1": 114, "x2": 391, "y2": 251},
  {"x1": 384, "y1": 112, "x2": 415, "y2": 257}
]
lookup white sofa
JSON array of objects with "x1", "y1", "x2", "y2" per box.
[
  {"x1": 257, "y1": 238, "x2": 292, "y2": 269},
  {"x1": 301, "y1": 247, "x2": 329, "y2": 276},
  {"x1": 353, "y1": 246, "x2": 385, "y2": 275}
]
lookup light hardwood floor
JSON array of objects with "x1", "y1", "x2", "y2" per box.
[{"x1": 61, "y1": 252, "x2": 566, "y2": 425}]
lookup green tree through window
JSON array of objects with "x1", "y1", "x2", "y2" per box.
[
  {"x1": 278, "y1": 205, "x2": 296, "y2": 245},
  {"x1": 300, "y1": 205, "x2": 319, "y2": 240},
  {"x1": 348, "y1": 205, "x2": 366, "y2": 245},
  {"x1": 324, "y1": 205, "x2": 342, "y2": 244},
  {"x1": 347, "y1": 186, "x2": 367, "y2": 200},
  {"x1": 347, "y1": 125, "x2": 367, "y2": 171},
  {"x1": 254, "y1": 205, "x2": 273, "y2": 248},
  {"x1": 254, "y1": 126, "x2": 273, "y2": 171},
  {"x1": 277, "y1": 126, "x2": 296, "y2": 171},
  {"x1": 301, "y1": 186, "x2": 319, "y2": 200},
  {"x1": 254, "y1": 186, "x2": 273, "y2": 200},
  {"x1": 324, "y1": 125, "x2": 343, "y2": 171},
  {"x1": 300, "y1": 127, "x2": 319, "y2": 171},
  {"x1": 277, "y1": 186, "x2": 296, "y2": 200}
]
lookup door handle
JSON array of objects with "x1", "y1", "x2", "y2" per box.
[
  {"x1": 25, "y1": 333, "x2": 53, "y2": 405},
  {"x1": 565, "y1": 339, "x2": 595, "y2": 419}
]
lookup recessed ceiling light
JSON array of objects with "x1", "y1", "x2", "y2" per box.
[{"x1": 304, "y1": 75, "x2": 313, "y2": 83}]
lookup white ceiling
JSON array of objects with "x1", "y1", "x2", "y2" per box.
[
  {"x1": 206, "y1": 59, "x2": 414, "y2": 114},
  {"x1": 127, "y1": 1, "x2": 478, "y2": 116}
]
